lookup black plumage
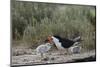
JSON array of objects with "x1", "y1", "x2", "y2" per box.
[{"x1": 54, "y1": 35, "x2": 77, "y2": 48}]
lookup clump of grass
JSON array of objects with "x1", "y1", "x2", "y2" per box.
[{"x1": 12, "y1": 0, "x2": 96, "y2": 50}]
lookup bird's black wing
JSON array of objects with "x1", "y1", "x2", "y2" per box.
[
  {"x1": 61, "y1": 39, "x2": 75, "y2": 48},
  {"x1": 54, "y1": 35, "x2": 75, "y2": 48}
]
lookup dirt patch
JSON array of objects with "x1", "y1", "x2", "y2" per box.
[{"x1": 11, "y1": 49, "x2": 95, "y2": 66}]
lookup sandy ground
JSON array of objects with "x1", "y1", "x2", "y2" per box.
[{"x1": 11, "y1": 48, "x2": 96, "y2": 66}]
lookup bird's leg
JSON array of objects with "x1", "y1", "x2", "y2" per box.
[
  {"x1": 40, "y1": 53, "x2": 44, "y2": 61},
  {"x1": 43, "y1": 53, "x2": 47, "y2": 58}
]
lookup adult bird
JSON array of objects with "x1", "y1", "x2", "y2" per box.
[{"x1": 46, "y1": 35, "x2": 81, "y2": 54}]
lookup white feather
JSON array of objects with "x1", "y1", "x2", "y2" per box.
[
  {"x1": 52, "y1": 36, "x2": 65, "y2": 50},
  {"x1": 36, "y1": 43, "x2": 51, "y2": 53},
  {"x1": 69, "y1": 46, "x2": 81, "y2": 53}
]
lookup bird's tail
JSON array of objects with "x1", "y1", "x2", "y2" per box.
[
  {"x1": 73, "y1": 36, "x2": 81, "y2": 42},
  {"x1": 73, "y1": 36, "x2": 83, "y2": 46}
]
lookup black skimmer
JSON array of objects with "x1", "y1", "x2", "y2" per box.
[{"x1": 46, "y1": 35, "x2": 81, "y2": 54}]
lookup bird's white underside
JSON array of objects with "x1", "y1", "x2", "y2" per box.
[{"x1": 52, "y1": 36, "x2": 65, "y2": 50}]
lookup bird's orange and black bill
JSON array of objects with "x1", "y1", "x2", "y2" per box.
[{"x1": 45, "y1": 35, "x2": 53, "y2": 44}]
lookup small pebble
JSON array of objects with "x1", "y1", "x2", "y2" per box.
[
  {"x1": 51, "y1": 57, "x2": 55, "y2": 60},
  {"x1": 42, "y1": 57, "x2": 49, "y2": 61}
]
